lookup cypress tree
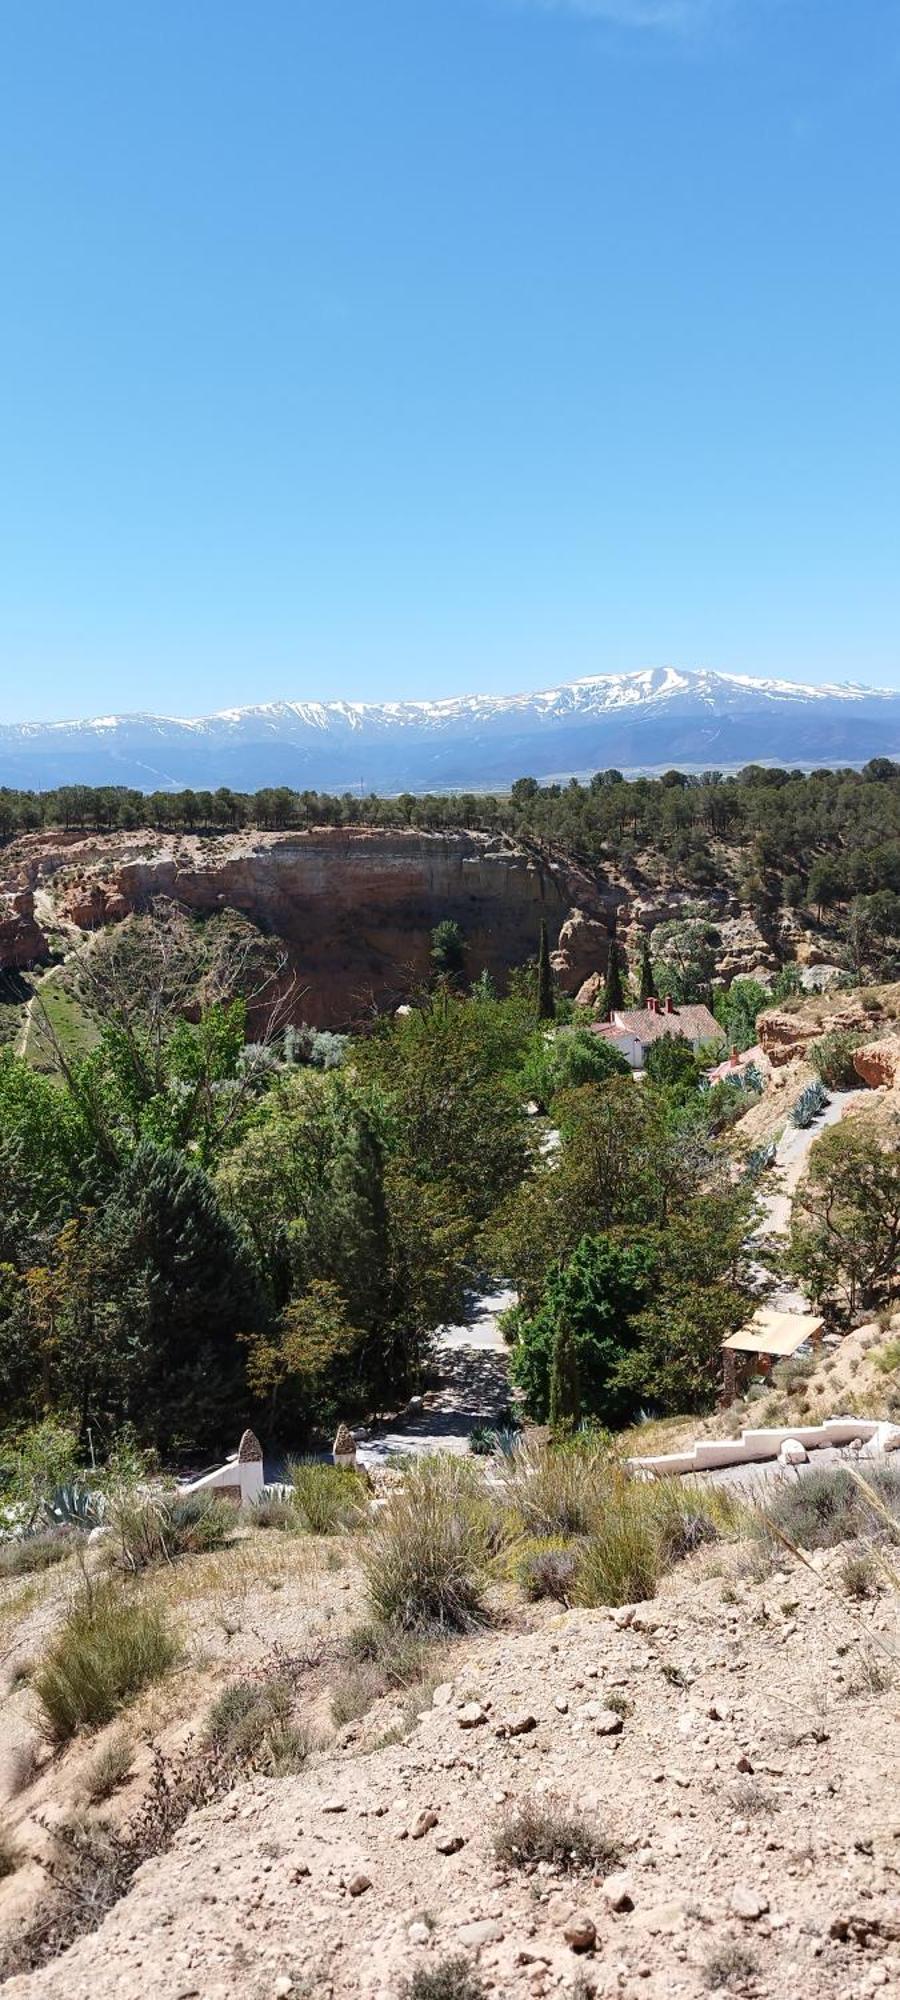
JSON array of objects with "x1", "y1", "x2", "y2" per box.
[
  {"x1": 548, "y1": 1316, "x2": 581, "y2": 1433},
  {"x1": 639, "y1": 935, "x2": 657, "y2": 1004},
  {"x1": 537, "y1": 920, "x2": 555, "y2": 1021},
  {"x1": 602, "y1": 940, "x2": 624, "y2": 1019}
]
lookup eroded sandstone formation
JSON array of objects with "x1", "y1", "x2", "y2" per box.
[
  {"x1": 0, "y1": 888, "x2": 50, "y2": 973},
  {"x1": 21, "y1": 828, "x2": 614, "y2": 1026}
]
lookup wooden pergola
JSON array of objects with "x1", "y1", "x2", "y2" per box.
[{"x1": 721, "y1": 1308, "x2": 824, "y2": 1400}]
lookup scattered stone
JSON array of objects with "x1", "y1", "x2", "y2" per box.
[
  {"x1": 435, "y1": 1832, "x2": 466, "y2": 1854},
  {"x1": 410, "y1": 1809, "x2": 439, "y2": 1839},
  {"x1": 708, "y1": 1697, "x2": 732, "y2": 1722},
  {"x1": 408, "y1": 1922, "x2": 431, "y2": 1947},
  {"x1": 554, "y1": 1696, "x2": 569, "y2": 1714},
  {"x1": 457, "y1": 1919, "x2": 505, "y2": 1947},
  {"x1": 735, "y1": 1753, "x2": 754, "y2": 1774},
  {"x1": 497, "y1": 1713, "x2": 538, "y2": 1738},
  {"x1": 320, "y1": 1797, "x2": 348, "y2": 1813},
  {"x1": 602, "y1": 1872, "x2": 635, "y2": 1913},
  {"x1": 563, "y1": 1913, "x2": 597, "y2": 1953},
  {"x1": 347, "y1": 1872, "x2": 372, "y2": 1897},
  {"x1": 457, "y1": 1703, "x2": 488, "y2": 1729},
  {"x1": 593, "y1": 1709, "x2": 623, "y2": 1737},
  {"x1": 730, "y1": 1885, "x2": 770, "y2": 1921},
  {"x1": 273, "y1": 1978, "x2": 293, "y2": 1998}
]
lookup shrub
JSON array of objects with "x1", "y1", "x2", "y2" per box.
[
  {"x1": 286, "y1": 1459, "x2": 366, "y2": 1535},
  {"x1": 502, "y1": 1439, "x2": 609, "y2": 1540},
  {"x1": 81, "y1": 1731, "x2": 134, "y2": 1805},
  {"x1": 703, "y1": 1941, "x2": 759, "y2": 1990},
  {"x1": 331, "y1": 1623, "x2": 434, "y2": 1727},
  {"x1": 363, "y1": 1456, "x2": 490, "y2": 1632},
  {"x1": 204, "y1": 1674, "x2": 311, "y2": 1776},
  {"x1": 108, "y1": 1492, "x2": 234, "y2": 1571},
  {"x1": 400, "y1": 1959, "x2": 485, "y2": 2000},
  {"x1": 0, "y1": 1825, "x2": 21, "y2": 1879},
  {"x1": 573, "y1": 1479, "x2": 662, "y2": 1607},
  {"x1": 0, "y1": 1529, "x2": 77, "y2": 1578},
  {"x1": 840, "y1": 1550, "x2": 881, "y2": 1601},
  {"x1": 514, "y1": 1536, "x2": 580, "y2": 1602},
  {"x1": 874, "y1": 1339, "x2": 900, "y2": 1376},
  {"x1": 249, "y1": 1490, "x2": 300, "y2": 1530},
  {"x1": 34, "y1": 1584, "x2": 180, "y2": 1741},
  {"x1": 808, "y1": 1030, "x2": 864, "y2": 1090},
  {"x1": 762, "y1": 1464, "x2": 900, "y2": 1552},
  {"x1": 493, "y1": 1793, "x2": 618, "y2": 1874},
  {"x1": 771, "y1": 1353, "x2": 817, "y2": 1396},
  {"x1": 648, "y1": 1480, "x2": 724, "y2": 1566}
]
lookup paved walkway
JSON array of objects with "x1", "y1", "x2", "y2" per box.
[
  {"x1": 751, "y1": 1088, "x2": 854, "y2": 1311},
  {"x1": 355, "y1": 1287, "x2": 515, "y2": 1468}
]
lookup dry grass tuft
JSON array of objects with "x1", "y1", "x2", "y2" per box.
[
  {"x1": 34, "y1": 1583, "x2": 180, "y2": 1742},
  {"x1": 363, "y1": 1457, "x2": 491, "y2": 1632},
  {"x1": 493, "y1": 1793, "x2": 618, "y2": 1875}
]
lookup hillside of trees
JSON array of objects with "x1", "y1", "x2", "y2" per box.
[{"x1": 2, "y1": 761, "x2": 900, "y2": 921}]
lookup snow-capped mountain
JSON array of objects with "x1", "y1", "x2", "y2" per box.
[{"x1": 1, "y1": 667, "x2": 898, "y2": 793}]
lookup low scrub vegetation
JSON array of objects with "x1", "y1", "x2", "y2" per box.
[
  {"x1": 400, "y1": 1959, "x2": 486, "y2": 2000},
  {"x1": 331, "y1": 1621, "x2": 437, "y2": 1727},
  {"x1": 204, "y1": 1674, "x2": 311, "y2": 1776},
  {"x1": 0, "y1": 1825, "x2": 21, "y2": 1879},
  {"x1": 363, "y1": 1456, "x2": 491, "y2": 1632},
  {"x1": 108, "y1": 1492, "x2": 235, "y2": 1571},
  {"x1": 513, "y1": 1535, "x2": 580, "y2": 1603},
  {"x1": 81, "y1": 1731, "x2": 135, "y2": 1805},
  {"x1": 0, "y1": 1529, "x2": 77, "y2": 1578},
  {"x1": 493, "y1": 1793, "x2": 619, "y2": 1874},
  {"x1": 285, "y1": 1459, "x2": 367, "y2": 1535},
  {"x1": 762, "y1": 1463, "x2": 900, "y2": 1552},
  {"x1": 34, "y1": 1584, "x2": 180, "y2": 1742}
]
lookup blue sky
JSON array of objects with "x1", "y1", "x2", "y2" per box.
[{"x1": 0, "y1": 0, "x2": 898, "y2": 722}]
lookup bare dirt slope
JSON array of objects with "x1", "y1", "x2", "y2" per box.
[{"x1": 3, "y1": 1534, "x2": 899, "y2": 2000}]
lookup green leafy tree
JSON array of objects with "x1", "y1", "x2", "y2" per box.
[
  {"x1": 511, "y1": 1233, "x2": 656, "y2": 1428},
  {"x1": 519, "y1": 1027, "x2": 629, "y2": 1111},
  {"x1": 430, "y1": 920, "x2": 467, "y2": 983},
  {"x1": 790, "y1": 1117, "x2": 900, "y2": 1316}
]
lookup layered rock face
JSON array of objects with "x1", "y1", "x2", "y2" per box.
[
  {"x1": 0, "y1": 888, "x2": 50, "y2": 972},
  {"x1": 87, "y1": 829, "x2": 611, "y2": 1026}
]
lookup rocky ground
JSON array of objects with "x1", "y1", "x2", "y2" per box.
[{"x1": 2, "y1": 1524, "x2": 899, "y2": 2000}]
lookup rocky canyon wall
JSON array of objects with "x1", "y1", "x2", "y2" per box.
[{"x1": 23, "y1": 828, "x2": 616, "y2": 1026}]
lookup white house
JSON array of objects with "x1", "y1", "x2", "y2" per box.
[{"x1": 592, "y1": 995, "x2": 720, "y2": 1070}]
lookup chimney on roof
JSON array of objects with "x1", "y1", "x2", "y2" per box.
[
  {"x1": 664, "y1": 995, "x2": 675, "y2": 1015},
  {"x1": 646, "y1": 996, "x2": 657, "y2": 1014}
]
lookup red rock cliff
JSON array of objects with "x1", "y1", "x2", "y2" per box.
[{"x1": 106, "y1": 828, "x2": 614, "y2": 1026}]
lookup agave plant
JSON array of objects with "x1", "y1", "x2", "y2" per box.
[
  {"x1": 43, "y1": 1483, "x2": 101, "y2": 1531},
  {"x1": 790, "y1": 1079, "x2": 829, "y2": 1129}
]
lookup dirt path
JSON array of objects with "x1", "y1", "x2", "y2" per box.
[
  {"x1": 356, "y1": 1287, "x2": 515, "y2": 1467},
  {"x1": 751, "y1": 1087, "x2": 855, "y2": 1312}
]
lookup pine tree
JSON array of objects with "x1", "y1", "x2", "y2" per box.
[
  {"x1": 537, "y1": 920, "x2": 555, "y2": 1021},
  {"x1": 639, "y1": 935, "x2": 656, "y2": 1004},
  {"x1": 548, "y1": 1316, "x2": 581, "y2": 1433},
  {"x1": 602, "y1": 940, "x2": 624, "y2": 1019}
]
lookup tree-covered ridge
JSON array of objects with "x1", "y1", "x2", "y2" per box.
[{"x1": 2, "y1": 759, "x2": 900, "y2": 913}]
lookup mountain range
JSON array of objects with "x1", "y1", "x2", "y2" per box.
[{"x1": 1, "y1": 667, "x2": 899, "y2": 793}]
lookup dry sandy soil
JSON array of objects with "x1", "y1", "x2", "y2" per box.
[{"x1": 2, "y1": 1503, "x2": 899, "y2": 2000}]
